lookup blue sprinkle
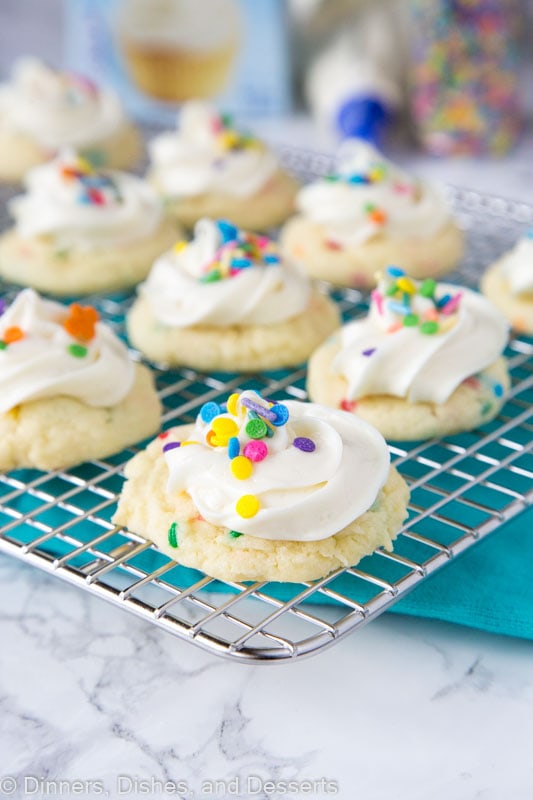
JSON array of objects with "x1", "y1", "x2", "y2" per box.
[
  {"x1": 78, "y1": 191, "x2": 92, "y2": 204},
  {"x1": 217, "y1": 219, "x2": 238, "y2": 242},
  {"x1": 270, "y1": 403, "x2": 289, "y2": 426},
  {"x1": 386, "y1": 266, "x2": 405, "y2": 278},
  {"x1": 493, "y1": 383, "x2": 504, "y2": 398},
  {"x1": 231, "y1": 258, "x2": 252, "y2": 268},
  {"x1": 228, "y1": 436, "x2": 240, "y2": 459},
  {"x1": 437, "y1": 294, "x2": 452, "y2": 308},
  {"x1": 347, "y1": 174, "x2": 369, "y2": 184},
  {"x1": 263, "y1": 254, "x2": 280, "y2": 264},
  {"x1": 402, "y1": 293, "x2": 411, "y2": 307},
  {"x1": 527, "y1": 229, "x2": 533, "y2": 239},
  {"x1": 387, "y1": 301, "x2": 408, "y2": 315},
  {"x1": 199, "y1": 401, "x2": 221, "y2": 423}
]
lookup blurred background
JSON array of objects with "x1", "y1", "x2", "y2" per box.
[{"x1": 1, "y1": 0, "x2": 532, "y2": 199}]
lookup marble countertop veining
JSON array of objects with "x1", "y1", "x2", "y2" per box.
[{"x1": 1, "y1": 555, "x2": 532, "y2": 800}]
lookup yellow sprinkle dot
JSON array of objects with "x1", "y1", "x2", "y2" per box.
[
  {"x1": 173, "y1": 240, "x2": 187, "y2": 254},
  {"x1": 220, "y1": 131, "x2": 240, "y2": 149},
  {"x1": 212, "y1": 417, "x2": 238, "y2": 437},
  {"x1": 231, "y1": 456, "x2": 253, "y2": 481},
  {"x1": 396, "y1": 277, "x2": 416, "y2": 294},
  {"x1": 181, "y1": 440, "x2": 199, "y2": 447},
  {"x1": 76, "y1": 156, "x2": 93, "y2": 174},
  {"x1": 227, "y1": 393, "x2": 240, "y2": 416},
  {"x1": 211, "y1": 434, "x2": 230, "y2": 447},
  {"x1": 236, "y1": 494, "x2": 260, "y2": 519}
]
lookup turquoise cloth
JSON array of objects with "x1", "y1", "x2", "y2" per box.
[
  {"x1": 1, "y1": 474, "x2": 532, "y2": 641},
  {"x1": 389, "y1": 509, "x2": 533, "y2": 639}
]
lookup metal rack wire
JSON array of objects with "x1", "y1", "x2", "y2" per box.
[{"x1": 0, "y1": 153, "x2": 532, "y2": 663}]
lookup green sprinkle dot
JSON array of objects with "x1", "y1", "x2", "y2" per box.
[
  {"x1": 220, "y1": 112, "x2": 233, "y2": 128},
  {"x1": 385, "y1": 283, "x2": 398, "y2": 296},
  {"x1": 403, "y1": 314, "x2": 419, "y2": 327},
  {"x1": 481, "y1": 401, "x2": 493, "y2": 416},
  {"x1": 245, "y1": 418, "x2": 268, "y2": 439},
  {"x1": 168, "y1": 522, "x2": 178, "y2": 548},
  {"x1": 67, "y1": 344, "x2": 88, "y2": 358},
  {"x1": 325, "y1": 174, "x2": 339, "y2": 182},
  {"x1": 419, "y1": 320, "x2": 439, "y2": 335},
  {"x1": 229, "y1": 530, "x2": 243, "y2": 539},
  {"x1": 364, "y1": 202, "x2": 377, "y2": 213},
  {"x1": 420, "y1": 279, "x2": 437, "y2": 298},
  {"x1": 0, "y1": 341, "x2": 6, "y2": 350},
  {"x1": 200, "y1": 269, "x2": 222, "y2": 283}
]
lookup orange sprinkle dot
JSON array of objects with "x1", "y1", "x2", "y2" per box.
[
  {"x1": 63, "y1": 304, "x2": 100, "y2": 341},
  {"x1": 369, "y1": 209, "x2": 387, "y2": 225},
  {"x1": 3, "y1": 326, "x2": 24, "y2": 344}
]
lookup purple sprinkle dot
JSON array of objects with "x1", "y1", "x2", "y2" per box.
[
  {"x1": 0, "y1": 299, "x2": 6, "y2": 316},
  {"x1": 362, "y1": 348, "x2": 376, "y2": 357},
  {"x1": 293, "y1": 437, "x2": 316, "y2": 453},
  {"x1": 163, "y1": 442, "x2": 181, "y2": 453}
]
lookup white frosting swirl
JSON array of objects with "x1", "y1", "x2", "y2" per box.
[
  {"x1": 499, "y1": 235, "x2": 533, "y2": 296},
  {"x1": 164, "y1": 391, "x2": 390, "y2": 541},
  {"x1": 0, "y1": 58, "x2": 126, "y2": 150},
  {"x1": 296, "y1": 140, "x2": 451, "y2": 247},
  {"x1": 140, "y1": 218, "x2": 310, "y2": 327},
  {"x1": 148, "y1": 102, "x2": 278, "y2": 198},
  {"x1": 0, "y1": 289, "x2": 134, "y2": 413},
  {"x1": 118, "y1": 0, "x2": 240, "y2": 50},
  {"x1": 333, "y1": 274, "x2": 508, "y2": 405},
  {"x1": 9, "y1": 152, "x2": 162, "y2": 249}
]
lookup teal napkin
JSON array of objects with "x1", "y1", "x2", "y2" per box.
[
  {"x1": 389, "y1": 509, "x2": 533, "y2": 639},
  {"x1": 1, "y1": 472, "x2": 531, "y2": 641}
]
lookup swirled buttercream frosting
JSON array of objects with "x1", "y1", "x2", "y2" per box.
[
  {"x1": 0, "y1": 289, "x2": 134, "y2": 413},
  {"x1": 148, "y1": 102, "x2": 278, "y2": 198},
  {"x1": 497, "y1": 232, "x2": 533, "y2": 296},
  {"x1": 333, "y1": 267, "x2": 509, "y2": 405},
  {"x1": 296, "y1": 140, "x2": 451, "y2": 247},
  {"x1": 139, "y1": 218, "x2": 310, "y2": 327},
  {"x1": 9, "y1": 151, "x2": 162, "y2": 249},
  {"x1": 161, "y1": 389, "x2": 390, "y2": 541},
  {"x1": 0, "y1": 58, "x2": 126, "y2": 150}
]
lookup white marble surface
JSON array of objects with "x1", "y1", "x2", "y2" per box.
[{"x1": 1, "y1": 554, "x2": 532, "y2": 800}]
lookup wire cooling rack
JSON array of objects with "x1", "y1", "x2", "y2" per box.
[{"x1": 0, "y1": 151, "x2": 532, "y2": 663}]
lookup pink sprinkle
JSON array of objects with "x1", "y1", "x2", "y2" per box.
[
  {"x1": 158, "y1": 431, "x2": 169, "y2": 439},
  {"x1": 88, "y1": 188, "x2": 105, "y2": 205},
  {"x1": 325, "y1": 239, "x2": 343, "y2": 251},
  {"x1": 243, "y1": 440, "x2": 268, "y2": 462},
  {"x1": 256, "y1": 236, "x2": 269, "y2": 249},
  {"x1": 463, "y1": 376, "x2": 481, "y2": 389},
  {"x1": 340, "y1": 399, "x2": 356, "y2": 412},
  {"x1": 371, "y1": 290, "x2": 384, "y2": 316},
  {"x1": 440, "y1": 293, "x2": 463, "y2": 316}
]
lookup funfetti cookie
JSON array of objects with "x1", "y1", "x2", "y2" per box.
[
  {"x1": 127, "y1": 218, "x2": 341, "y2": 372},
  {"x1": 113, "y1": 389, "x2": 410, "y2": 583},
  {"x1": 0, "y1": 57, "x2": 142, "y2": 183},
  {"x1": 0, "y1": 289, "x2": 161, "y2": 471},
  {"x1": 0, "y1": 151, "x2": 179, "y2": 295},
  {"x1": 307, "y1": 267, "x2": 510, "y2": 441},
  {"x1": 280, "y1": 140, "x2": 464, "y2": 289},
  {"x1": 481, "y1": 231, "x2": 533, "y2": 335},
  {"x1": 147, "y1": 102, "x2": 299, "y2": 231}
]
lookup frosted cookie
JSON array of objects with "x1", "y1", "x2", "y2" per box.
[
  {"x1": 113, "y1": 389, "x2": 410, "y2": 583},
  {"x1": 117, "y1": 0, "x2": 240, "y2": 102},
  {"x1": 0, "y1": 58, "x2": 142, "y2": 183},
  {"x1": 0, "y1": 289, "x2": 161, "y2": 471},
  {"x1": 481, "y1": 232, "x2": 533, "y2": 335},
  {"x1": 308, "y1": 268, "x2": 510, "y2": 441},
  {"x1": 147, "y1": 102, "x2": 298, "y2": 231},
  {"x1": 0, "y1": 151, "x2": 179, "y2": 296},
  {"x1": 280, "y1": 140, "x2": 464, "y2": 288},
  {"x1": 127, "y1": 218, "x2": 340, "y2": 372}
]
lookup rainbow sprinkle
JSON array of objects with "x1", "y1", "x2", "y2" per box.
[
  {"x1": 60, "y1": 155, "x2": 122, "y2": 207},
  {"x1": 374, "y1": 267, "x2": 463, "y2": 337},
  {"x1": 179, "y1": 220, "x2": 282, "y2": 284}
]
